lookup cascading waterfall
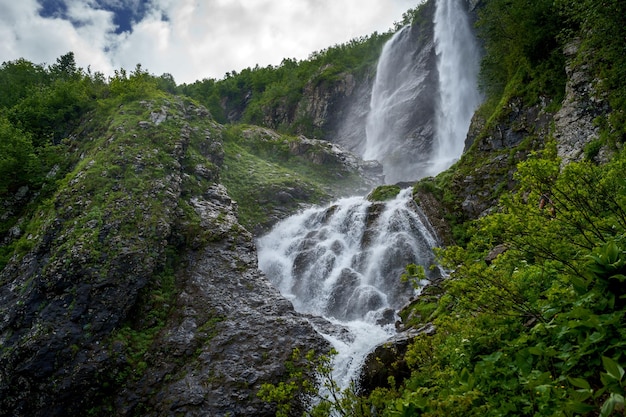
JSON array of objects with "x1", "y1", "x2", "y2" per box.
[
  {"x1": 257, "y1": 189, "x2": 441, "y2": 388},
  {"x1": 429, "y1": 0, "x2": 482, "y2": 175},
  {"x1": 257, "y1": 0, "x2": 481, "y2": 397}
]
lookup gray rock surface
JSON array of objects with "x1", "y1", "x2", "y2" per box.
[
  {"x1": 554, "y1": 40, "x2": 610, "y2": 164},
  {"x1": 117, "y1": 184, "x2": 330, "y2": 416}
]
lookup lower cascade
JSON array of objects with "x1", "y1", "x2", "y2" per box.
[{"x1": 257, "y1": 189, "x2": 442, "y2": 389}]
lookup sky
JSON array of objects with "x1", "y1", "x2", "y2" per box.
[{"x1": 0, "y1": 0, "x2": 418, "y2": 84}]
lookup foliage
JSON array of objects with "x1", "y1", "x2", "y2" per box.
[
  {"x1": 258, "y1": 348, "x2": 377, "y2": 417},
  {"x1": 219, "y1": 125, "x2": 363, "y2": 229},
  {"x1": 178, "y1": 31, "x2": 391, "y2": 136},
  {"x1": 476, "y1": 0, "x2": 566, "y2": 105},
  {"x1": 0, "y1": 114, "x2": 40, "y2": 195},
  {"x1": 0, "y1": 58, "x2": 48, "y2": 109},
  {"x1": 359, "y1": 145, "x2": 626, "y2": 416}
]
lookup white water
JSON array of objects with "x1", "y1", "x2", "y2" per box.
[
  {"x1": 429, "y1": 0, "x2": 482, "y2": 175},
  {"x1": 257, "y1": 189, "x2": 440, "y2": 389},
  {"x1": 364, "y1": 25, "x2": 428, "y2": 183}
]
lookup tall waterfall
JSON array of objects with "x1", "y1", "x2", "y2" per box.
[
  {"x1": 257, "y1": 0, "x2": 480, "y2": 396},
  {"x1": 363, "y1": 25, "x2": 431, "y2": 183},
  {"x1": 257, "y1": 189, "x2": 441, "y2": 388},
  {"x1": 363, "y1": 0, "x2": 481, "y2": 182},
  {"x1": 430, "y1": 0, "x2": 482, "y2": 175}
]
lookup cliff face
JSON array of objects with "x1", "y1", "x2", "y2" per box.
[
  {"x1": 554, "y1": 40, "x2": 611, "y2": 165},
  {"x1": 0, "y1": 95, "x2": 386, "y2": 415},
  {"x1": 296, "y1": 69, "x2": 373, "y2": 154}
]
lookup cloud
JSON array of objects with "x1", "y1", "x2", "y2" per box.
[{"x1": 0, "y1": 0, "x2": 418, "y2": 84}]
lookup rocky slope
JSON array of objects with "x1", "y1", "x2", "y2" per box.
[{"x1": 0, "y1": 95, "x2": 379, "y2": 416}]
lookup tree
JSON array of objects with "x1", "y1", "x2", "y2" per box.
[
  {"x1": 0, "y1": 114, "x2": 40, "y2": 195},
  {"x1": 0, "y1": 58, "x2": 48, "y2": 109},
  {"x1": 49, "y1": 52, "x2": 79, "y2": 80}
]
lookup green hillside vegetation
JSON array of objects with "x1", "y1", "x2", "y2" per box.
[
  {"x1": 0, "y1": 53, "x2": 371, "y2": 270},
  {"x1": 177, "y1": 33, "x2": 389, "y2": 136},
  {"x1": 177, "y1": 4, "x2": 425, "y2": 137}
]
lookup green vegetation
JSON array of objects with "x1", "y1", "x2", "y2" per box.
[
  {"x1": 258, "y1": 348, "x2": 374, "y2": 417},
  {"x1": 379, "y1": 145, "x2": 626, "y2": 416},
  {"x1": 367, "y1": 185, "x2": 401, "y2": 202},
  {"x1": 219, "y1": 125, "x2": 363, "y2": 229},
  {"x1": 178, "y1": 32, "x2": 391, "y2": 136},
  {"x1": 477, "y1": 0, "x2": 566, "y2": 106}
]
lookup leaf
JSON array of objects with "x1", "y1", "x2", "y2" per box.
[
  {"x1": 606, "y1": 241, "x2": 620, "y2": 264},
  {"x1": 600, "y1": 393, "x2": 625, "y2": 417},
  {"x1": 602, "y1": 356, "x2": 625, "y2": 382},
  {"x1": 481, "y1": 351, "x2": 503, "y2": 363},
  {"x1": 460, "y1": 367, "x2": 470, "y2": 384},
  {"x1": 566, "y1": 401, "x2": 596, "y2": 414},
  {"x1": 588, "y1": 331, "x2": 605, "y2": 344},
  {"x1": 608, "y1": 273, "x2": 626, "y2": 282},
  {"x1": 568, "y1": 376, "x2": 591, "y2": 390},
  {"x1": 570, "y1": 275, "x2": 589, "y2": 293}
]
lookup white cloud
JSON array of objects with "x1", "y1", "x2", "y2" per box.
[{"x1": 0, "y1": 0, "x2": 418, "y2": 84}]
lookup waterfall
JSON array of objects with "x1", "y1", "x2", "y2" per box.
[
  {"x1": 363, "y1": 25, "x2": 428, "y2": 183},
  {"x1": 257, "y1": 189, "x2": 441, "y2": 389},
  {"x1": 256, "y1": 0, "x2": 480, "y2": 399},
  {"x1": 363, "y1": 0, "x2": 481, "y2": 182},
  {"x1": 429, "y1": 0, "x2": 482, "y2": 175},
  {"x1": 363, "y1": 25, "x2": 435, "y2": 184}
]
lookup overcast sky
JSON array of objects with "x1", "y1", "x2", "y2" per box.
[{"x1": 0, "y1": 0, "x2": 419, "y2": 84}]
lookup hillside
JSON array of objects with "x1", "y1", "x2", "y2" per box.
[{"x1": 1, "y1": 0, "x2": 626, "y2": 415}]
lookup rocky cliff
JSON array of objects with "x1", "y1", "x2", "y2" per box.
[{"x1": 0, "y1": 95, "x2": 380, "y2": 416}]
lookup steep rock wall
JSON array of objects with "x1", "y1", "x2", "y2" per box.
[{"x1": 0, "y1": 97, "x2": 333, "y2": 416}]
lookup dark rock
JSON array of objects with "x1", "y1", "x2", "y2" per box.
[
  {"x1": 485, "y1": 244, "x2": 508, "y2": 265},
  {"x1": 358, "y1": 324, "x2": 435, "y2": 396}
]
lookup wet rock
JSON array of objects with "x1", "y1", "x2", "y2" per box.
[
  {"x1": 0, "y1": 97, "x2": 328, "y2": 417},
  {"x1": 358, "y1": 324, "x2": 435, "y2": 396},
  {"x1": 326, "y1": 268, "x2": 362, "y2": 320}
]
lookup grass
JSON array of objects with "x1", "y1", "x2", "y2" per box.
[{"x1": 220, "y1": 125, "x2": 365, "y2": 229}]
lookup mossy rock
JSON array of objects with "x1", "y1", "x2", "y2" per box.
[{"x1": 366, "y1": 185, "x2": 401, "y2": 202}]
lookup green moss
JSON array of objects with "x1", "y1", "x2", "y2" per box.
[
  {"x1": 367, "y1": 185, "x2": 401, "y2": 202},
  {"x1": 219, "y1": 125, "x2": 363, "y2": 229}
]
